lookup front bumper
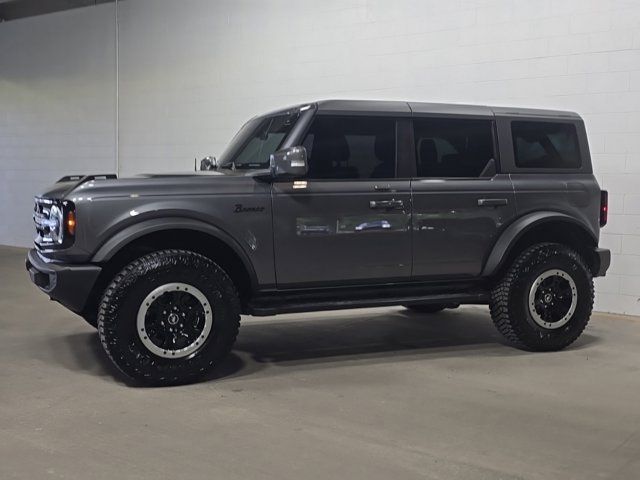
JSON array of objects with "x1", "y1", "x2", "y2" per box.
[
  {"x1": 592, "y1": 247, "x2": 611, "y2": 277},
  {"x1": 25, "y1": 248, "x2": 102, "y2": 313}
]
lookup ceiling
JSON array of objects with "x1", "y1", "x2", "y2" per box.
[{"x1": 0, "y1": 0, "x2": 114, "y2": 22}]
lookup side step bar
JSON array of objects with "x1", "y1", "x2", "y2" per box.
[{"x1": 247, "y1": 291, "x2": 488, "y2": 316}]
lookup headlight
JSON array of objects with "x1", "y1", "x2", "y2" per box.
[
  {"x1": 49, "y1": 204, "x2": 64, "y2": 244},
  {"x1": 34, "y1": 198, "x2": 76, "y2": 248}
]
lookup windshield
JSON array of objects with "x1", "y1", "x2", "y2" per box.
[{"x1": 218, "y1": 111, "x2": 299, "y2": 170}]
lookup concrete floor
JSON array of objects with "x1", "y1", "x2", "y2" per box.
[{"x1": 1, "y1": 246, "x2": 640, "y2": 480}]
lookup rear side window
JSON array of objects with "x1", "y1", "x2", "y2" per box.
[
  {"x1": 512, "y1": 121, "x2": 581, "y2": 169},
  {"x1": 413, "y1": 118, "x2": 495, "y2": 178},
  {"x1": 303, "y1": 116, "x2": 396, "y2": 179}
]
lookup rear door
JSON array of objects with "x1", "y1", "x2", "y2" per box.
[
  {"x1": 410, "y1": 116, "x2": 516, "y2": 279},
  {"x1": 272, "y1": 115, "x2": 412, "y2": 287}
]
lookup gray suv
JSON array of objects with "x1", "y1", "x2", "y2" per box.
[{"x1": 26, "y1": 100, "x2": 611, "y2": 385}]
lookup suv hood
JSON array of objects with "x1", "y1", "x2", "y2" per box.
[
  {"x1": 39, "y1": 170, "x2": 267, "y2": 201},
  {"x1": 39, "y1": 179, "x2": 81, "y2": 200}
]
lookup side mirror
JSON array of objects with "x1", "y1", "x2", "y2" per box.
[
  {"x1": 271, "y1": 146, "x2": 308, "y2": 178},
  {"x1": 199, "y1": 156, "x2": 218, "y2": 171}
]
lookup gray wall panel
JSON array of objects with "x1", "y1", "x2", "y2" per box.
[{"x1": 0, "y1": 3, "x2": 116, "y2": 247}]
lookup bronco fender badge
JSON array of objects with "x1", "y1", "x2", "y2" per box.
[{"x1": 234, "y1": 204, "x2": 265, "y2": 213}]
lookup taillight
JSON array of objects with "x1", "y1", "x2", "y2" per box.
[{"x1": 600, "y1": 190, "x2": 608, "y2": 227}]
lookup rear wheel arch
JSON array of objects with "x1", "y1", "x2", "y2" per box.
[{"x1": 483, "y1": 212, "x2": 598, "y2": 279}]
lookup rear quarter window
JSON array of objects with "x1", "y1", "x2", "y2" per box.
[{"x1": 512, "y1": 121, "x2": 581, "y2": 169}]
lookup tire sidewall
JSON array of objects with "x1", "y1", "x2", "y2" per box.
[
  {"x1": 99, "y1": 251, "x2": 240, "y2": 384},
  {"x1": 509, "y1": 244, "x2": 593, "y2": 349}
]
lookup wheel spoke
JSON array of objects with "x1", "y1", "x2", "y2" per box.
[
  {"x1": 139, "y1": 283, "x2": 212, "y2": 358},
  {"x1": 529, "y1": 269, "x2": 577, "y2": 329}
]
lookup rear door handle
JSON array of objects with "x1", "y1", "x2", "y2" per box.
[
  {"x1": 477, "y1": 198, "x2": 508, "y2": 207},
  {"x1": 370, "y1": 199, "x2": 404, "y2": 210}
]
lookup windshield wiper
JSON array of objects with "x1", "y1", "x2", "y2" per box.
[
  {"x1": 234, "y1": 163, "x2": 267, "y2": 170},
  {"x1": 219, "y1": 160, "x2": 236, "y2": 170}
]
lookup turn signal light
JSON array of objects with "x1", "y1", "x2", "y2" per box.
[
  {"x1": 67, "y1": 210, "x2": 77, "y2": 235},
  {"x1": 600, "y1": 190, "x2": 608, "y2": 227}
]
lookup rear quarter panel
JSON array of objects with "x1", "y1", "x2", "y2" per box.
[
  {"x1": 495, "y1": 113, "x2": 601, "y2": 240},
  {"x1": 509, "y1": 173, "x2": 601, "y2": 241}
]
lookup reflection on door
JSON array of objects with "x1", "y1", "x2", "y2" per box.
[{"x1": 296, "y1": 214, "x2": 407, "y2": 236}]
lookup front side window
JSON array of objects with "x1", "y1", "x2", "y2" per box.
[
  {"x1": 302, "y1": 116, "x2": 396, "y2": 179},
  {"x1": 218, "y1": 112, "x2": 298, "y2": 169},
  {"x1": 413, "y1": 118, "x2": 494, "y2": 178},
  {"x1": 512, "y1": 121, "x2": 581, "y2": 169}
]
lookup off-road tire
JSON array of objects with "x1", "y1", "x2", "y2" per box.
[
  {"x1": 404, "y1": 303, "x2": 458, "y2": 314},
  {"x1": 489, "y1": 242, "x2": 593, "y2": 351},
  {"x1": 97, "y1": 249, "x2": 241, "y2": 385}
]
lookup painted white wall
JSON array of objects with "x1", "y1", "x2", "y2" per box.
[
  {"x1": 1, "y1": 0, "x2": 639, "y2": 314},
  {"x1": 0, "y1": 3, "x2": 116, "y2": 247}
]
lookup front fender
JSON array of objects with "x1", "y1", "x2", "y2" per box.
[
  {"x1": 481, "y1": 211, "x2": 597, "y2": 277},
  {"x1": 90, "y1": 216, "x2": 258, "y2": 287}
]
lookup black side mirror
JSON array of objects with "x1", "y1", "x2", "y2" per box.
[
  {"x1": 200, "y1": 156, "x2": 218, "y2": 171},
  {"x1": 271, "y1": 146, "x2": 308, "y2": 178}
]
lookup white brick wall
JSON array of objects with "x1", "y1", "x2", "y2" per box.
[
  {"x1": 116, "y1": 0, "x2": 640, "y2": 315},
  {"x1": 1, "y1": 0, "x2": 639, "y2": 314}
]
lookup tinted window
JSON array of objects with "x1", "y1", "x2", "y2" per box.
[
  {"x1": 303, "y1": 116, "x2": 396, "y2": 179},
  {"x1": 218, "y1": 113, "x2": 297, "y2": 169},
  {"x1": 512, "y1": 121, "x2": 581, "y2": 169},
  {"x1": 413, "y1": 118, "x2": 494, "y2": 177}
]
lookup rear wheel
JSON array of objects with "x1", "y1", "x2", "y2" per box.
[
  {"x1": 489, "y1": 242, "x2": 593, "y2": 351},
  {"x1": 98, "y1": 249, "x2": 240, "y2": 385},
  {"x1": 404, "y1": 303, "x2": 459, "y2": 314}
]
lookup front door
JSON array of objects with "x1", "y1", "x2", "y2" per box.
[
  {"x1": 410, "y1": 116, "x2": 516, "y2": 279},
  {"x1": 272, "y1": 115, "x2": 412, "y2": 287}
]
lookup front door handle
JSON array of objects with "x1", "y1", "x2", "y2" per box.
[
  {"x1": 370, "y1": 199, "x2": 404, "y2": 210},
  {"x1": 478, "y1": 198, "x2": 508, "y2": 207}
]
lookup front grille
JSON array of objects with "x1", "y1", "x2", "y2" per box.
[{"x1": 33, "y1": 197, "x2": 57, "y2": 247}]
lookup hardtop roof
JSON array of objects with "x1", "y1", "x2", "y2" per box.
[{"x1": 312, "y1": 99, "x2": 581, "y2": 119}]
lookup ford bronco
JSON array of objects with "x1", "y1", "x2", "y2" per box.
[{"x1": 26, "y1": 100, "x2": 611, "y2": 384}]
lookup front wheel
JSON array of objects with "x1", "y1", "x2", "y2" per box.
[
  {"x1": 489, "y1": 242, "x2": 593, "y2": 351},
  {"x1": 98, "y1": 250, "x2": 241, "y2": 385}
]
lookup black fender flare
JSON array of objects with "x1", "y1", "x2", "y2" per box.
[
  {"x1": 90, "y1": 217, "x2": 258, "y2": 289},
  {"x1": 481, "y1": 211, "x2": 597, "y2": 277}
]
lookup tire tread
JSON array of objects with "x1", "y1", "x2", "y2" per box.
[
  {"x1": 97, "y1": 249, "x2": 240, "y2": 384},
  {"x1": 489, "y1": 242, "x2": 593, "y2": 351}
]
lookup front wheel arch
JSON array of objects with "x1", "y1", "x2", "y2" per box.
[
  {"x1": 91, "y1": 217, "x2": 257, "y2": 286},
  {"x1": 82, "y1": 225, "x2": 257, "y2": 322}
]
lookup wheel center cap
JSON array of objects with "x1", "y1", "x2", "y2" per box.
[
  {"x1": 167, "y1": 312, "x2": 180, "y2": 325},
  {"x1": 544, "y1": 293, "x2": 553, "y2": 303}
]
